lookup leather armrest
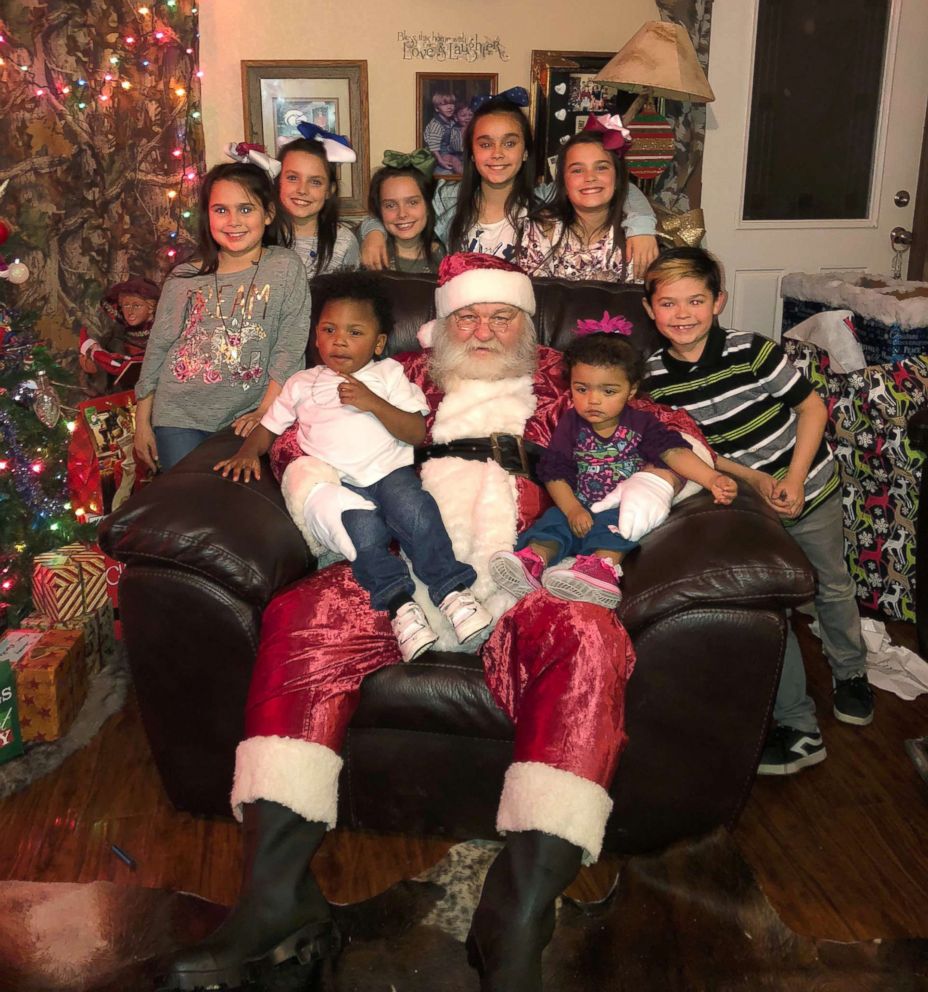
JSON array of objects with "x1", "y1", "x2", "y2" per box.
[
  {"x1": 618, "y1": 488, "x2": 815, "y2": 633},
  {"x1": 99, "y1": 430, "x2": 313, "y2": 607}
]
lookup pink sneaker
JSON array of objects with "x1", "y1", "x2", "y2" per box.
[
  {"x1": 542, "y1": 554, "x2": 623, "y2": 609},
  {"x1": 489, "y1": 548, "x2": 545, "y2": 600}
]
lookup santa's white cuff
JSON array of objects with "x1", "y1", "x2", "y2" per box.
[
  {"x1": 496, "y1": 761, "x2": 613, "y2": 865},
  {"x1": 280, "y1": 455, "x2": 342, "y2": 556},
  {"x1": 231, "y1": 735, "x2": 343, "y2": 828},
  {"x1": 80, "y1": 337, "x2": 101, "y2": 357}
]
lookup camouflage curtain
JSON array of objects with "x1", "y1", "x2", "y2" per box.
[
  {"x1": 0, "y1": 0, "x2": 204, "y2": 349},
  {"x1": 653, "y1": 0, "x2": 714, "y2": 211}
]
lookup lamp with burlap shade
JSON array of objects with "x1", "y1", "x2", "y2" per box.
[
  {"x1": 593, "y1": 21, "x2": 715, "y2": 106},
  {"x1": 594, "y1": 21, "x2": 714, "y2": 186}
]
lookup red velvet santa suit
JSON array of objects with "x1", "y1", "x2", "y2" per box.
[{"x1": 230, "y1": 344, "x2": 700, "y2": 863}]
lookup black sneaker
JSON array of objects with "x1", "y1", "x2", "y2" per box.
[
  {"x1": 833, "y1": 674, "x2": 874, "y2": 726},
  {"x1": 757, "y1": 725, "x2": 827, "y2": 776}
]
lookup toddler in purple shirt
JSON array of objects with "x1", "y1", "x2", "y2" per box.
[{"x1": 490, "y1": 327, "x2": 737, "y2": 608}]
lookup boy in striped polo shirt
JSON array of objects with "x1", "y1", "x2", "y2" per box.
[{"x1": 642, "y1": 246, "x2": 873, "y2": 777}]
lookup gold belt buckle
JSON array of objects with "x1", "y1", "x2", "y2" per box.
[{"x1": 490, "y1": 433, "x2": 530, "y2": 478}]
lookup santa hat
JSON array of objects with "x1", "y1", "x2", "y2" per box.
[{"x1": 419, "y1": 253, "x2": 535, "y2": 348}]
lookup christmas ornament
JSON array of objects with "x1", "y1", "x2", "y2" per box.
[
  {"x1": 33, "y1": 371, "x2": 62, "y2": 428},
  {"x1": 624, "y1": 103, "x2": 675, "y2": 182},
  {"x1": 11, "y1": 378, "x2": 36, "y2": 409},
  {"x1": 0, "y1": 257, "x2": 29, "y2": 284},
  {"x1": 0, "y1": 221, "x2": 9, "y2": 247}
]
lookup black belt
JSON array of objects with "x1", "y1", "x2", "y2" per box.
[{"x1": 416, "y1": 433, "x2": 542, "y2": 480}]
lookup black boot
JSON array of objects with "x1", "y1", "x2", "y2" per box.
[
  {"x1": 162, "y1": 800, "x2": 337, "y2": 991},
  {"x1": 466, "y1": 830, "x2": 583, "y2": 992}
]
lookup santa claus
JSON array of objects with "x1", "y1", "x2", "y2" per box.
[{"x1": 164, "y1": 253, "x2": 691, "y2": 992}]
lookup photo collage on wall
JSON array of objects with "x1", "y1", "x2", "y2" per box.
[{"x1": 531, "y1": 53, "x2": 636, "y2": 183}]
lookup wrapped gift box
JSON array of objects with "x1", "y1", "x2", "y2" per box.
[
  {"x1": 32, "y1": 543, "x2": 108, "y2": 621},
  {"x1": 12, "y1": 628, "x2": 87, "y2": 742},
  {"x1": 21, "y1": 601, "x2": 116, "y2": 676},
  {"x1": 0, "y1": 631, "x2": 39, "y2": 764},
  {"x1": 0, "y1": 630, "x2": 43, "y2": 665},
  {"x1": 0, "y1": 660, "x2": 24, "y2": 765}
]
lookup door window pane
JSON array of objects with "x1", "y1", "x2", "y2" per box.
[{"x1": 743, "y1": 0, "x2": 890, "y2": 220}]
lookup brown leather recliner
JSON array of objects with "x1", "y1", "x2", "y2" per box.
[{"x1": 99, "y1": 272, "x2": 815, "y2": 856}]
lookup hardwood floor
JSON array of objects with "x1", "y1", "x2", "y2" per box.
[{"x1": 0, "y1": 615, "x2": 926, "y2": 944}]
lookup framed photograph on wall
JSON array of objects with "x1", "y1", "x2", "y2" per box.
[
  {"x1": 529, "y1": 51, "x2": 638, "y2": 184},
  {"x1": 242, "y1": 60, "x2": 370, "y2": 215},
  {"x1": 415, "y1": 72, "x2": 498, "y2": 180}
]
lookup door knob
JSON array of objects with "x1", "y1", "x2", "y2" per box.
[{"x1": 890, "y1": 226, "x2": 913, "y2": 247}]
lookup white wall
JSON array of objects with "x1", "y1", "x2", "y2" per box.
[{"x1": 200, "y1": 0, "x2": 656, "y2": 173}]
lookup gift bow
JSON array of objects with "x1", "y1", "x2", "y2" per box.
[
  {"x1": 382, "y1": 148, "x2": 437, "y2": 179},
  {"x1": 582, "y1": 114, "x2": 632, "y2": 156},
  {"x1": 295, "y1": 121, "x2": 358, "y2": 163},
  {"x1": 470, "y1": 85, "x2": 530, "y2": 111},
  {"x1": 575, "y1": 311, "x2": 635, "y2": 336},
  {"x1": 653, "y1": 205, "x2": 706, "y2": 248},
  {"x1": 224, "y1": 141, "x2": 282, "y2": 179}
]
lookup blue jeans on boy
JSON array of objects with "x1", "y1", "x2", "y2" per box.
[
  {"x1": 516, "y1": 505, "x2": 638, "y2": 563},
  {"x1": 341, "y1": 465, "x2": 476, "y2": 612},
  {"x1": 772, "y1": 492, "x2": 869, "y2": 732},
  {"x1": 153, "y1": 426, "x2": 214, "y2": 471}
]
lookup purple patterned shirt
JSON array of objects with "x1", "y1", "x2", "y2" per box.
[{"x1": 538, "y1": 406, "x2": 687, "y2": 507}]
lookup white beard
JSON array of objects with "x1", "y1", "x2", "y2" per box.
[{"x1": 407, "y1": 375, "x2": 538, "y2": 652}]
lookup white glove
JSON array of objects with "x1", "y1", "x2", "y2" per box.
[
  {"x1": 302, "y1": 483, "x2": 376, "y2": 562},
  {"x1": 589, "y1": 471, "x2": 675, "y2": 542}
]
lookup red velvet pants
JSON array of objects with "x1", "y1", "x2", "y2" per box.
[{"x1": 246, "y1": 563, "x2": 635, "y2": 790}]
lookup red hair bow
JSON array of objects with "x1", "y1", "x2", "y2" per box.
[{"x1": 581, "y1": 114, "x2": 633, "y2": 157}]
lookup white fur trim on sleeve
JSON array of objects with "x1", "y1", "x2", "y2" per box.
[
  {"x1": 280, "y1": 455, "x2": 341, "y2": 556},
  {"x1": 496, "y1": 761, "x2": 613, "y2": 865},
  {"x1": 231, "y1": 735, "x2": 343, "y2": 828}
]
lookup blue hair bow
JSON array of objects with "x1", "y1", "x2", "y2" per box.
[
  {"x1": 470, "y1": 85, "x2": 530, "y2": 112},
  {"x1": 295, "y1": 121, "x2": 358, "y2": 163}
]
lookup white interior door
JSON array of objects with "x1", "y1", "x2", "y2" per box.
[{"x1": 701, "y1": 0, "x2": 928, "y2": 339}]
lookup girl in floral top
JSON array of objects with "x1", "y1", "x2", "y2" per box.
[
  {"x1": 517, "y1": 119, "x2": 658, "y2": 283},
  {"x1": 134, "y1": 162, "x2": 310, "y2": 472}
]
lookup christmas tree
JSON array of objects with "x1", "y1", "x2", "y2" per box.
[{"x1": 0, "y1": 303, "x2": 96, "y2": 623}]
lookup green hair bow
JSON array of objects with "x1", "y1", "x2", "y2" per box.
[{"x1": 381, "y1": 148, "x2": 437, "y2": 179}]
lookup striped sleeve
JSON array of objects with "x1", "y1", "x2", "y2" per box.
[{"x1": 749, "y1": 335, "x2": 812, "y2": 407}]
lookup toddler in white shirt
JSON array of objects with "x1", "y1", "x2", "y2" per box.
[{"x1": 215, "y1": 272, "x2": 491, "y2": 661}]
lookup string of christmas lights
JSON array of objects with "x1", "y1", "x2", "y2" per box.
[
  {"x1": 0, "y1": 1, "x2": 204, "y2": 261},
  {"x1": 0, "y1": 305, "x2": 96, "y2": 620}
]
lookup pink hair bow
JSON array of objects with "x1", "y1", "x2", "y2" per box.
[
  {"x1": 576, "y1": 311, "x2": 634, "y2": 336},
  {"x1": 582, "y1": 114, "x2": 633, "y2": 156}
]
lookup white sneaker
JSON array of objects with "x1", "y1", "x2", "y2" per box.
[
  {"x1": 391, "y1": 601, "x2": 438, "y2": 662},
  {"x1": 438, "y1": 588, "x2": 493, "y2": 643}
]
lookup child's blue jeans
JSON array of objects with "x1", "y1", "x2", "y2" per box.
[
  {"x1": 516, "y1": 505, "x2": 638, "y2": 565},
  {"x1": 153, "y1": 426, "x2": 213, "y2": 472},
  {"x1": 341, "y1": 465, "x2": 476, "y2": 611}
]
